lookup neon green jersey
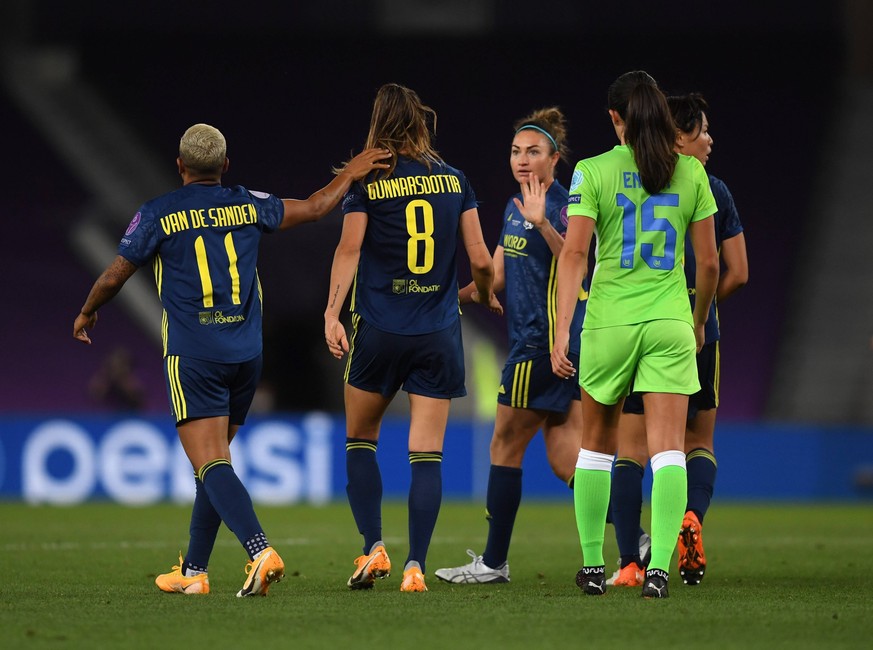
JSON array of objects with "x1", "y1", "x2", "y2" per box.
[{"x1": 567, "y1": 145, "x2": 715, "y2": 329}]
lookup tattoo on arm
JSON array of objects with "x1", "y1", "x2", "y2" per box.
[{"x1": 329, "y1": 284, "x2": 340, "y2": 309}]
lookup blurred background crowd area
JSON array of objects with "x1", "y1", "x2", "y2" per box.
[{"x1": 2, "y1": 0, "x2": 871, "y2": 424}]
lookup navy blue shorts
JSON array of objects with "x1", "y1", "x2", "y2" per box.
[
  {"x1": 622, "y1": 341, "x2": 718, "y2": 418},
  {"x1": 345, "y1": 315, "x2": 466, "y2": 399},
  {"x1": 497, "y1": 351, "x2": 581, "y2": 412},
  {"x1": 163, "y1": 354, "x2": 262, "y2": 426}
]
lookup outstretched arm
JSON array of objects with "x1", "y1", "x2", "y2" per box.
[
  {"x1": 279, "y1": 148, "x2": 391, "y2": 230},
  {"x1": 323, "y1": 212, "x2": 367, "y2": 359},
  {"x1": 73, "y1": 255, "x2": 138, "y2": 344}
]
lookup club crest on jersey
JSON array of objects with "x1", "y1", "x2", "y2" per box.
[
  {"x1": 125, "y1": 212, "x2": 142, "y2": 236},
  {"x1": 393, "y1": 279, "x2": 407, "y2": 294},
  {"x1": 523, "y1": 220, "x2": 534, "y2": 230},
  {"x1": 199, "y1": 312, "x2": 214, "y2": 325},
  {"x1": 569, "y1": 169, "x2": 583, "y2": 192}
]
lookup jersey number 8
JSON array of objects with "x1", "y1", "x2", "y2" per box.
[{"x1": 405, "y1": 199, "x2": 435, "y2": 274}]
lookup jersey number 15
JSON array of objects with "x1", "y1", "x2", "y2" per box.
[{"x1": 617, "y1": 192, "x2": 678, "y2": 271}]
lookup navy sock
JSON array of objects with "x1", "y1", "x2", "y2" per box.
[
  {"x1": 346, "y1": 438, "x2": 383, "y2": 554},
  {"x1": 184, "y1": 474, "x2": 221, "y2": 571},
  {"x1": 611, "y1": 458, "x2": 645, "y2": 564},
  {"x1": 406, "y1": 452, "x2": 442, "y2": 574},
  {"x1": 482, "y1": 465, "x2": 522, "y2": 569},
  {"x1": 199, "y1": 459, "x2": 266, "y2": 560},
  {"x1": 686, "y1": 448, "x2": 717, "y2": 522}
]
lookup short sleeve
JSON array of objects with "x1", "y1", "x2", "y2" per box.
[
  {"x1": 567, "y1": 160, "x2": 599, "y2": 220},
  {"x1": 248, "y1": 190, "x2": 285, "y2": 233},
  {"x1": 710, "y1": 177, "x2": 743, "y2": 240},
  {"x1": 690, "y1": 159, "x2": 717, "y2": 223},
  {"x1": 117, "y1": 206, "x2": 158, "y2": 267},
  {"x1": 342, "y1": 183, "x2": 368, "y2": 215}
]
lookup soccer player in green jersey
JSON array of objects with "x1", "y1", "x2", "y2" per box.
[
  {"x1": 608, "y1": 93, "x2": 749, "y2": 589},
  {"x1": 551, "y1": 71, "x2": 719, "y2": 598}
]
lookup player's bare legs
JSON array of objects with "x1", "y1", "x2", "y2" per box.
[
  {"x1": 616, "y1": 413, "x2": 649, "y2": 463},
  {"x1": 490, "y1": 404, "x2": 546, "y2": 467},
  {"x1": 344, "y1": 384, "x2": 393, "y2": 442},
  {"x1": 685, "y1": 407, "x2": 715, "y2": 454},
  {"x1": 542, "y1": 399, "x2": 583, "y2": 483},
  {"x1": 177, "y1": 416, "x2": 234, "y2": 468},
  {"x1": 407, "y1": 393, "x2": 450, "y2": 453}
]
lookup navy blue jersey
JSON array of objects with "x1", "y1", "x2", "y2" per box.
[
  {"x1": 119, "y1": 184, "x2": 284, "y2": 362},
  {"x1": 500, "y1": 181, "x2": 587, "y2": 360},
  {"x1": 342, "y1": 156, "x2": 478, "y2": 335},
  {"x1": 684, "y1": 174, "x2": 744, "y2": 343}
]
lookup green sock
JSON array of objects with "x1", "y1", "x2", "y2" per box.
[
  {"x1": 648, "y1": 464, "x2": 687, "y2": 572},
  {"x1": 573, "y1": 466, "x2": 611, "y2": 567}
]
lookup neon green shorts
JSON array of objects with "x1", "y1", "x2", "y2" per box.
[{"x1": 578, "y1": 319, "x2": 699, "y2": 405}]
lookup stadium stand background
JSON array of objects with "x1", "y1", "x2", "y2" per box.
[{"x1": 2, "y1": 0, "x2": 866, "y2": 425}]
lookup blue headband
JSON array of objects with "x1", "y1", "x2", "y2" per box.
[{"x1": 515, "y1": 125, "x2": 558, "y2": 153}]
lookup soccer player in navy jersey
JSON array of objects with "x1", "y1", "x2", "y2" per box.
[
  {"x1": 323, "y1": 83, "x2": 500, "y2": 593},
  {"x1": 607, "y1": 93, "x2": 748, "y2": 588},
  {"x1": 73, "y1": 123, "x2": 390, "y2": 597},
  {"x1": 434, "y1": 108, "x2": 587, "y2": 584}
]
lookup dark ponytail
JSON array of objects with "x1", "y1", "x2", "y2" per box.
[{"x1": 608, "y1": 71, "x2": 676, "y2": 195}]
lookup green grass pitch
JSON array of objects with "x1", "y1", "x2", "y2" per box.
[{"x1": 1, "y1": 501, "x2": 871, "y2": 649}]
